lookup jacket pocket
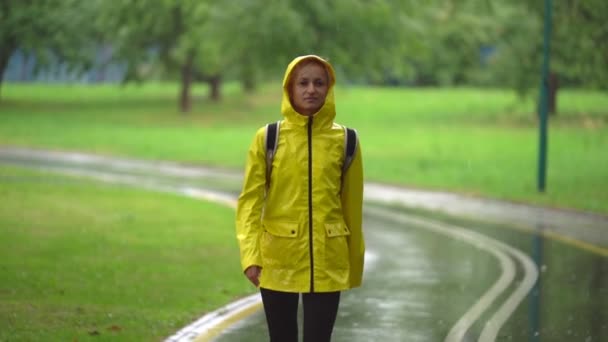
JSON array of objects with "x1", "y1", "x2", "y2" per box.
[
  {"x1": 261, "y1": 220, "x2": 301, "y2": 269},
  {"x1": 263, "y1": 220, "x2": 299, "y2": 238},
  {"x1": 325, "y1": 222, "x2": 350, "y2": 237},
  {"x1": 324, "y1": 222, "x2": 350, "y2": 270}
]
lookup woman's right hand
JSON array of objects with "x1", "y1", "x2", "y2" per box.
[{"x1": 244, "y1": 265, "x2": 262, "y2": 287}]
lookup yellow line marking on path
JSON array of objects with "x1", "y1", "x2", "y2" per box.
[
  {"x1": 193, "y1": 302, "x2": 263, "y2": 342},
  {"x1": 499, "y1": 221, "x2": 608, "y2": 257}
]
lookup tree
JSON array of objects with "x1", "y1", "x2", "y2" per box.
[
  {"x1": 284, "y1": 0, "x2": 420, "y2": 84},
  {"x1": 482, "y1": 0, "x2": 608, "y2": 112},
  {"x1": 526, "y1": 0, "x2": 608, "y2": 90},
  {"x1": 0, "y1": 0, "x2": 95, "y2": 100},
  {"x1": 220, "y1": 0, "x2": 424, "y2": 90},
  {"x1": 99, "y1": 0, "x2": 236, "y2": 113},
  {"x1": 100, "y1": 0, "x2": 425, "y2": 111},
  {"x1": 215, "y1": 0, "x2": 307, "y2": 93},
  {"x1": 466, "y1": 1, "x2": 542, "y2": 93},
  {"x1": 392, "y1": 0, "x2": 510, "y2": 87}
]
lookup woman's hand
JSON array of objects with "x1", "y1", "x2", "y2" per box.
[{"x1": 244, "y1": 265, "x2": 262, "y2": 287}]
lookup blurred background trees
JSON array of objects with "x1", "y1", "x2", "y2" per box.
[
  {"x1": 1, "y1": 0, "x2": 606, "y2": 112},
  {"x1": 0, "y1": 0, "x2": 97, "y2": 98}
]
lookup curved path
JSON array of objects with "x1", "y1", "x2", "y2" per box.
[{"x1": 1, "y1": 147, "x2": 606, "y2": 341}]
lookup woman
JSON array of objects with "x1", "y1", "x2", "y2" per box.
[{"x1": 236, "y1": 55, "x2": 364, "y2": 342}]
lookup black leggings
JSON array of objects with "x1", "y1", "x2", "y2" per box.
[{"x1": 260, "y1": 288, "x2": 341, "y2": 342}]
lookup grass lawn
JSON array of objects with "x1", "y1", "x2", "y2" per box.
[
  {"x1": 0, "y1": 82, "x2": 607, "y2": 214},
  {"x1": 0, "y1": 165, "x2": 252, "y2": 341}
]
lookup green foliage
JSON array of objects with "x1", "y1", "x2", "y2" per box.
[
  {"x1": 550, "y1": 0, "x2": 608, "y2": 89},
  {"x1": 483, "y1": 0, "x2": 608, "y2": 94},
  {"x1": 3, "y1": 1, "x2": 607, "y2": 104},
  {"x1": 0, "y1": 0, "x2": 97, "y2": 95},
  {"x1": 99, "y1": 0, "x2": 208, "y2": 80},
  {"x1": 281, "y1": 0, "x2": 415, "y2": 82},
  {"x1": 97, "y1": 0, "x2": 424, "y2": 86},
  {"x1": 474, "y1": 3, "x2": 542, "y2": 94}
]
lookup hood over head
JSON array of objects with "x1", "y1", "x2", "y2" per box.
[{"x1": 281, "y1": 55, "x2": 336, "y2": 128}]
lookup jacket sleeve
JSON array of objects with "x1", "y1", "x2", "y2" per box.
[
  {"x1": 236, "y1": 127, "x2": 267, "y2": 272},
  {"x1": 341, "y1": 139, "x2": 365, "y2": 288}
]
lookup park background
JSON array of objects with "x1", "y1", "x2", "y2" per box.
[{"x1": 1, "y1": 1, "x2": 606, "y2": 341}]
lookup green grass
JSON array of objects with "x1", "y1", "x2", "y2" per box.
[
  {"x1": 0, "y1": 166, "x2": 253, "y2": 341},
  {"x1": 1, "y1": 82, "x2": 607, "y2": 214}
]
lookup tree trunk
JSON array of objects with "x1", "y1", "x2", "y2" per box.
[
  {"x1": 241, "y1": 63, "x2": 257, "y2": 93},
  {"x1": 242, "y1": 74, "x2": 256, "y2": 93},
  {"x1": 208, "y1": 74, "x2": 221, "y2": 102},
  {"x1": 179, "y1": 52, "x2": 195, "y2": 113}
]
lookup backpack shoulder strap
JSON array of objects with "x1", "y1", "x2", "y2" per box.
[
  {"x1": 265, "y1": 122, "x2": 355, "y2": 192},
  {"x1": 265, "y1": 120, "x2": 281, "y2": 187},
  {"x1": 342, "y1": 126, "x2": 358, "y2": 174}
]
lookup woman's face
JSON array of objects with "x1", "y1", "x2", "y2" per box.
[{"x1": 290, "y1": 62, "x2": 329, "y2": 116}]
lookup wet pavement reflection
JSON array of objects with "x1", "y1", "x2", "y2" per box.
[{"x1": 526, "y1": 231, "x2": 608, "y2": 341}]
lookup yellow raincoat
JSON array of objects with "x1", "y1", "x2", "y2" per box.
[{"x1": 236, "y1": 55, "x2": 364, "y2": 293}]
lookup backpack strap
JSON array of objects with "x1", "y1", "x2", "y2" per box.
[
  {"x1": 343, "y1": 126, "x2": 358, "y2": 174},
  {"x1": 341, "y1": 126, "x2": 357, "y2": 190},
  {"x1": 264, "y1": 121, "x2": 357, "y2": 192},
  {"x1": 265, "y1": 121, "x2": 281, "y2": 188}
]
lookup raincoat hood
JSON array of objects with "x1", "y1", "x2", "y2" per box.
[{"x1": 281, "y1": 55, "x2": 337, "y2": 128}]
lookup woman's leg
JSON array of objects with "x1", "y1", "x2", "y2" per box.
[
  {"x1": 302, "y1": 291, "x2": 341, "y2": 342},
  {"x1": 260, "y1": 288, "x2": 299, "y2": 342}
]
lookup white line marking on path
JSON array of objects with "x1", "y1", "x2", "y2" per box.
[
  {"x1": 365, "y1": 207, "x2": 538, "y2": 342},
  {"x1": 478, "y1": 242, "x2": 538, "y2": 341},
  {"x1": 0, "y1": 147, "x2": 242, "y2": 180}
]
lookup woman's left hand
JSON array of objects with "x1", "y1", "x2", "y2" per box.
[{"x1": 244, "y1": 265, "x2": 262, "y2": 287}]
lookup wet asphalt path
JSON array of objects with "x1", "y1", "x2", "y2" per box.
[{"x1": 1, "y1": 147, "x2": 606, "y2": 341}]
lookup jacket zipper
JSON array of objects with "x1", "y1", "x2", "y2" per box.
[{"x1": 307, "y1": 117, "x2": 315, "y2": 293}]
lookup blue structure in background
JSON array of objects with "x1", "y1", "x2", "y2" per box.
[
  {"x1": 3, "y1": 47, "x2": 127, "y2": 84},
  {"x1": 479, "y1": 45, "x2": 497, "y2": 66}
]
